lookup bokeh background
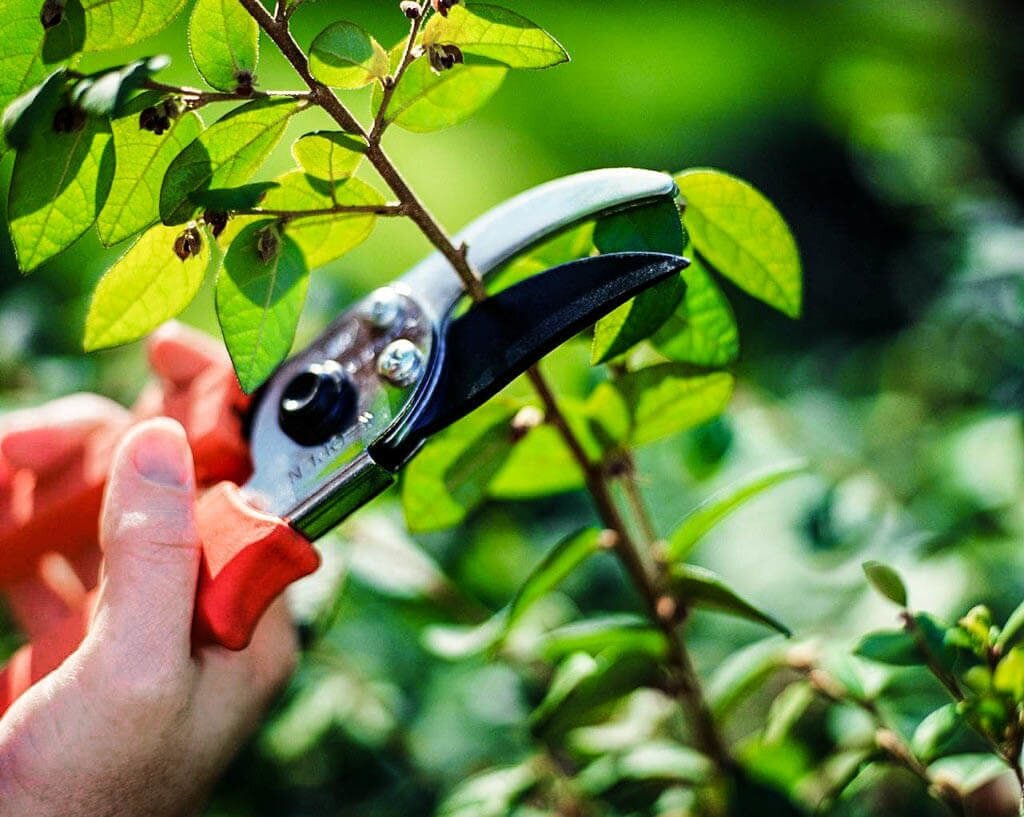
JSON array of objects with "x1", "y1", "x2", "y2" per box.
[{"x1": 1, "y1": 1, "x2": 1023, "y2": 815}]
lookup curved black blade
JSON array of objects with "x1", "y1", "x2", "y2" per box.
[{"x1": 374, "y1": 251, "x2": 687, "y2": 467}]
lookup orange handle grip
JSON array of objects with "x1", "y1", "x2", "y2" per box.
[{"x1": 192, "y1": 483, "x2": 320, "y2": 650}]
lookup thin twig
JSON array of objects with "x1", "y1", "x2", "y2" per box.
[
  {"x1": 370, "y1": 0, "x2": 430, "y2": 144},
  {"x1": 236, "y1": 203, "x2": 410, "y2": 220},
  {"x1": 141, "y1": 79, "x2": 309, "y2": 107}
]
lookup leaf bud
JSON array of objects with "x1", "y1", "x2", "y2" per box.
[
  {"x1": 431, "y1": 0, "x2": 459, "y2": 16},
  {"x1": 40, "y1": 0, "x2": 65, "y2": 29},
  {"x1": 234, "y1": 69, "x2": 254, "y2": 97},
  {"x1": 203, "y1": 210, "x2": 229, "y2": 238},
  {"x1": 173, "y1": 224, "x2": 203, "y2": 261},
  {"x1": 399, "y1": 1, "x2": 421, "y2": 20},
  {"x1": 427, "y1": 43, "x2": 463, "y2": 74}
]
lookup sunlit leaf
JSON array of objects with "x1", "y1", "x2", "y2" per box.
[
  {"x1": 996, "y1": 599, "x2": 1024, "y2": 654},
  {"x1": 652, "y1": 259, "x2": 739, "y2": 366},
  {"x1": 260, "y1": 171, "x2": 383, "y2": 268},
  {"x1": 70, "y1": 56, "x2": 170, "y2": 116},
  {"x1": 8, "y1": 107, "x2": 113, "y2": 272},
  {"x1": 81, "y1": 0, "x2": 188, "y2": 52},
  {"x1": 577, "y1": 741, "x2": 712, "y2": 797},
  {"x1": 665, "y1": 460, "x2": 808, "y2": 562},
  {"x1": 537, "y1": 615, "x2": 667, "y2": 663},
  {"x1": 676, "y1": 168, "x2": 801, "y2": 318},
  {"x1": 928, "y1": 754, "x2": 1009, "y2": 796},
  {"x1": 618, "y1": 365, "x2": 734, "y2": 446},
  {"x1": 0, "y1": 3, "x2": 82, "y2": 121},
  {"x1": 670, "y1": 564, "x2": 789, "y2": 635},
  {"x1": 215, "y1": 220, "x2": 309, "y2": 392},
  {"x1": 862, "y1": 560, "x2": 908, "y2": 607},
  {"x1": 402, "y1": 400, "x2": 520, "y2": 533},
  {"x1": 160, "y1": 97, "x2": 299, "y2": 225},
  {"x1": 591, "y1": 200, "x2": 687, "y2": 364},
  {"x1": 292, "y1": 131, "x2": 365, "y2": 182},
  {"x1": 372, "y1": 47, "x2": 507, "y2": 133},
  {"x1": 488, "y1": 423, "x2": 583, "y2": 498},
  {"x1": 423, "y1": 3, "x2": 569, "y2": 69},
  {"x1": 84, "y1": 224, "x2": 212, "y2": 350},
  {"x1": 309, "y1": 21, "x2": 388, "y2": 89},
  {"x1": 188, "y1": 0, "x2": 258, "y2": 92},
  {"x1": 97, "y1": 93, "x2": 203, "y2": 246},
  {"x1": 993, "y1": 647, "x2": 1024, "y2": 701},
  {"x1": 531, "y1": 649, "x2": 663, "y2": 738}
]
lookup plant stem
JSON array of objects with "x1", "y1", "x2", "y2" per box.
[
  {"x1": 369, "y1": 1, "x2": 429, "y2": 144},
  {"x1": 141, "y1": 79, "x2": 308, "y2": 107},
  {"x1": 237, "y1": 203, "x2": 410, "y2": 220},
  {"x1": 239, "y1": 0, "x2": 730, "y2": 774}
]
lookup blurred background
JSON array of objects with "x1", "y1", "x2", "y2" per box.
[{"x1": 1, "y1": 1, "x2": 1023, "y2": 814}]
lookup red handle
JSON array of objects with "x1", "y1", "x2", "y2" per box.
[{"x1": 192, "y1": 483, "x2": 320, "y2": 650}]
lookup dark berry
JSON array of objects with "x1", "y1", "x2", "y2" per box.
[
  {"x1": 173, "y1": 225, "x2": 203, "y2": 261},
  {"x1": 204, "y1": 210, "x2": 228, "y2": 238}
]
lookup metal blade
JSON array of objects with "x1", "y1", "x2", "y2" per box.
[{"x1": 372, "y1": 251, "x2": 688, "y2": 467}]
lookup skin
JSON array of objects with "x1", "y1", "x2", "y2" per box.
[{"x1": 0, "y1": 330, "x2": 298, "y2": 816}]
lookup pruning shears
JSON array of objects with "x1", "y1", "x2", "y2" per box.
[{"x1": 0, "y1": 168, "x2": 686, "y2": 707}]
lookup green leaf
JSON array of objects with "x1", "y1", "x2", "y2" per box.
[
  {"x1": 577, "y1": 742, "x2": 712, "y2": 797},
  {"x1": 8, "y1": 108, "x2": 113, "y2": 272},
  {"x1": 591, "y1": 200, "x2": 687, "y2": 364},
  {"x1": 215, "y1": 220, "x2": 310, "y2": 392},
  {"x1": 665, "y1": 460, "x2": 808, "y2": 562},
  {"x1": 537, "y1": 615, "x2": 667, "y2": 663},
  {"x1": 996, "y1": 599, "x2": 1024, "y2": 654},
  {"x1": 862, "y1": 561, "x2": 908, "y2": 607},
  {"x1": 438, "y1": 761, "x2": 539, "y2": 817},
  {"x1": 2, "y1": 69, "x2": 68, "y2": 150},
  {"x1": 488, "y1": 423, "x2": 583, "y2": 498},
  {"x1": 97, "y1": 94, "x2": 203, "y2": 246},
  {"x1": 422, "y1": 3, "x2": 569, "y2": 69},
  {"x1": 292, "y1": 131, "x2": 365, "y2": 182},
  {"x1": 84, "y1": 224, "x2": 212, "y2": 350},
  {"x1": 371, "y1": 47, "x2": 507, "y2": 133},
  {"x1": 652, "y1": 259, "x2": 739, "y2": 366},
  {"x1": 188, "y1": 0, "x2": 258, "y2": 92},
  {"x1": 531, "y1": 649, "x2": 663, "y2": 738},
  {"x1": 618, "y1": 365, "x2": 734, "y2": 447},
  {"x1": 160, "y1": 97, "x2": 299, "y2": 225},
  {"x1": 668, "y1": 564, "x2": 790, "y2": 635},
  {"x1": 70, "y1": 56, "x2": 170, "y2": 116},
  {"x1": 993, "y1": 647, "x2": 1024, "y2": 701},
  {"x1": 675, "y1": 168, "x2": 802, "y2": 318},
  {"x1": 259, "y1": 171, "x2": 383, "y2": 269},
  {"x1": 928, "y1": 754, "x2": 1009, "y2": 796},
  {"x1": 0, "y1": 4, "x2": 81, "y2": 124},
  {"x1": 853, "y1": 630, "x2": 921, "y2": 666},
  {"x1": 190, "y1": 182, "x2": 278, "y2": 211},
  {"x1": 308, "y1": 21, "x2": 388, "y2": 89},
  {"x1": 763, "y1": 682, "x2": 814, "y2": 745},
  {"x1": 706, "y1": 637, "x2": 788, "y2": 717},
  {"x1": 402, "y1": 401, "x2": 520, "y2": 533},
  {"x1": 912, "y1": 704, "x2": 980, "y2": 763},
  {"x1": 81, "y1": 0, "x2": 188, "y2": 52}
]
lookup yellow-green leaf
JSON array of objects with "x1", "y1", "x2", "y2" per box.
[
  {"x1": 372, "y1": 49, "x2": 506, "y2": 133},
  {"x1": 81, "y1": 0, "x2": 188, "y2": 52},
  {"x1": 98, "y1": 94, "x2": 203, "y2": 246},
  {"x1": 84, "y1": 224, "x2": 212, "y2": 350},
  {"x1": 8, "y1": 109, "x2": 113, "y2": 272},
  {"x1": 292, "y1": 131, "x2": 365, "y2": 182},
  {"x1": 215, "y1": 221, "x2": 310, "y2": 393},
  {"x1": 670, "y1": 564, "x2": 789, "y2": 635},
  {"x1": 160, "y1": 97, "x2": 299, "y2": 225},
  {"x1": 652, "y1": 259, "x2": 739, "y2": 366},
  {"x1": 188, "y1": 0, "x2": 259, "y2": 92},
  {"x1": 260, "y1": 171, "x2": 383, "y2": 269},
  {"x1": 423, "y1": 3, "x2": 569, "y2": 69},
  {"x1": 619, "y1": 365, "x2": 734, "y2": 447},
  {"x1": 676, "y1": 168, "x2": 802, "y2": 318},
  {"x1": 0, "y1": 6, "x2": 81, "y2": 124},
  {"x1": 308, "y1": 21, "x2": 388, "y2": 89}
]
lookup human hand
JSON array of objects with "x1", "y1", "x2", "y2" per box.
[{"x1": 0, "y1": 419, "x2": 297, "y2": 816}]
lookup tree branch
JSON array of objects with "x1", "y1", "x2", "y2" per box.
[{"x1": 236, "y1": 203, "x2": 410, "y2": 220}]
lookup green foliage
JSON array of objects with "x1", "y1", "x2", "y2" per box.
[
  {"x1": 309, "y1": 21, "x2": 389, "y2": 89},
  {"x1": 70, "y1": 57, "x2": 171, "y2": 117},
  {"x1": 422, "y1": 3, "x2": 570, "y2": 69},
  {"x1": 84, "y1": 224, "x2": 213, "y2": 350},
  {"x1": 668, "y1": 564, "x2": 790, "y2": 635},
  {"x1": 676, "y1": 168, "x2": 802, "y2": 318},
  {"x1": 215, "y1": 221, "x2": 310, "y2": 392},
  {"x1": 618, "y1": 365, "x2": 735, "y2": 446},
  {"x1": 160, "y1": 97, "x2": 299, "y2": 225},
  {"x1": 652, "y1": 258, "x2": 739, "y2": 366},
  {"x1": 292, "y1": 131, "x2": 365, "y2": 181},
  {"x1": 862, "y1": 560, "x2": 908, "y2": 607},
  {"x1": 188, "y1": 0, "x2": 259, "y2": 92},
  {"x1": 80, "y1": 0, "x2": 187, "y2": 52},
  {"x1": 98, "y1": 95, "x2": 203, "y2": 246}
]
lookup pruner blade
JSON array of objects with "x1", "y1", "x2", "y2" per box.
[{"x1": 372, "y1": 251, "x2": 688, "y2": 467}]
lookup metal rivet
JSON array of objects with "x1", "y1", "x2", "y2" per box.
[
  {"x1": 377, "y1": 339, "x2": 424, "y2": 387},
  {"x1": 364, "y1": 287, "x2": 403, "y2": 331}
]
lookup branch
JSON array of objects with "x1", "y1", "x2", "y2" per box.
[
  {"x1": 235, "y1": 203, "x2": 410, "y2": 220},
  {"x1": 141, "y1": 79, "x2": 309, "y2": 108},
  {"x1": 369, "y1": 0, "x2": 429, "y2": 144}
]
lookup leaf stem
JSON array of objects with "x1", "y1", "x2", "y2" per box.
[
  {"x1": 140, "y1": 79, "x2": 309, "y2": 107},
  {"x1": 369, "y1": 1, "x2": 430, "y2": 144},
  {"x1": 236, "y1": 203, "x2": 410, "y2": 220}
]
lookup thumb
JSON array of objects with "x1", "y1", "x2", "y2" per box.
[{"x1": 92, "y1": 418, "x2": 198, "y2": 663}]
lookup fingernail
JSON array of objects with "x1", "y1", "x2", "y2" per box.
[{"x1": 132, "y1": 423, "x2": 191, "y2": 487}]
